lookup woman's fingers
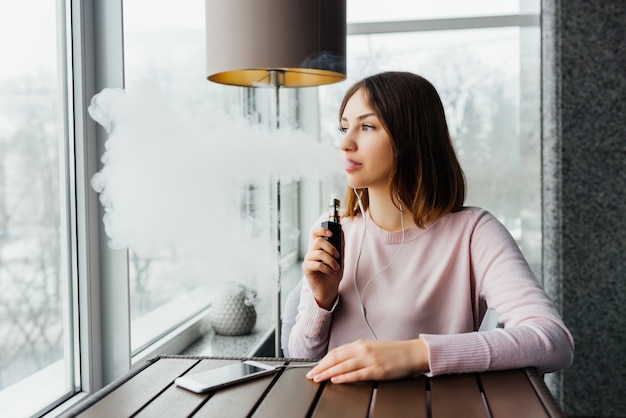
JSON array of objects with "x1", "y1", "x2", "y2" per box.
[
  {"x1": 310, "y1": 361, "x2": 369, "y2": 384},
  {"x1": 313, "y1": 236, "x2": 341, "y2": 260},
  {"x1": 303, "y1": 234, "x2": 341, "y2": 273},
  {"x1": 306, "y1": 341, "x2": 368, "y2": 382},
  {"x1": 302, "y1": 226, "x2": 344, "y2": 310},
  {"x1": 305, "y1": 339, "x2": 428, "y2": 383},
  {"x1": 303, "y1": 249, "x2": 340, "y2": 272},
  {"x1": 302, "y1": 258, "x2": 335, "y2": 275},
  {"x1": 310, "y1": 227, "x2": 341, "y2": 256}
]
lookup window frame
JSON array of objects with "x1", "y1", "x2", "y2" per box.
[{"x1": 70, "y1": 0, "x2": 129, "y2": 394}]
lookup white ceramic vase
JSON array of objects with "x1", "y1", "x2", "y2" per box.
[{"x1": 208, "y1": 282, "x2": 257, "y2": 336}]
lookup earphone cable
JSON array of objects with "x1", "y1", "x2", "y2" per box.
[{"x1": 352, "y1": 189, "x2": 406, "y2": 340}]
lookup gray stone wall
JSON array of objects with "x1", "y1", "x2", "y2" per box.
[{"x1": 542, "y1": 1, "x2": 626, "y2": 416}]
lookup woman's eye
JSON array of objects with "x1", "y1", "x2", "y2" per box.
[{"x1": 338, "y1": 124, "x2": 374, "y2": 134}]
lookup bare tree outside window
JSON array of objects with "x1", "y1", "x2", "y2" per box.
[{"x1": 0, "y1": 75, "x2": 63, "y2": 389}]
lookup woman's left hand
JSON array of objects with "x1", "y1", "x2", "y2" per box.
[{"x1": 306, "y1": 338, "x2": 430, "y2": 383}]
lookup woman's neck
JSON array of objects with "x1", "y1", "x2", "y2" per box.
[{"x1": 366, "y1": 189, "x2": 415, "y2": 231}]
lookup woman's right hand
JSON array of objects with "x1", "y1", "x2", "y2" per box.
[{"x1": 302, "y1": 226, "x2": 344, "y2": 310}]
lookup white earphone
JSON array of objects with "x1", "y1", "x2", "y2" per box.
[{"x1": 352, "y1": 189, "x2": 406, "y2": 340}]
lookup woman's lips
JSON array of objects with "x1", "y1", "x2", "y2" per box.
[{"x1": 345, "y1": 159, "x2": 361, "y2": 173}]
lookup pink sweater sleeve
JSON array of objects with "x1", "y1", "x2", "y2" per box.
[
  {"x1": 287, "y1": 279, "x2": 335, "y2": 359},
  {"x1": 421, "y1": 212, "x2": 574, "y2": 376}
]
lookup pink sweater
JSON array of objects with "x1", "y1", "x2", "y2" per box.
[{"x1": 288, "y1": 207, "x2": 574, "y2": 376}]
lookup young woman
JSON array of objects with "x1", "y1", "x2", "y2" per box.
[{"x1": 288, "y1": 71, "x2": 574, "y2": 384}]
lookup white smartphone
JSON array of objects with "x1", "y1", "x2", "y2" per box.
[{"x1": 174, "y1": 360, "x2": 279, "y2": 393}]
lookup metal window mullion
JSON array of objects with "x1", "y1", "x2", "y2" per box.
[
  {"x1": 57, "y1": 0, "x2": 78, "y2": 398},
  {"x1": 71, "y1": 0, "x2": 102, "y2": 393},
  {"x1": 91, "y1": 0, "x2": 130, "y2": 387},
  {"x1": 72, "y1": 0, "x2": 130, "y2": 392}
]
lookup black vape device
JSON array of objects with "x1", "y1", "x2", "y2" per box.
[{"x1": 321, "y1": 194, "x2": 342, "y2": 267}]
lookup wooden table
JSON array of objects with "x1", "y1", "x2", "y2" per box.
[{"x1": 63, "y1": 355, "x2": 565, "y2": 417}]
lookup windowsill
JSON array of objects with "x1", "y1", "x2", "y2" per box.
[
  {"x1": 179, "y1": 262, "x2": 302, "y2": 358},
  {"x1": 0, "y1": 360, "x2": 72, "y2": 418},
  {"x1": 180, "y1": 306, "x2": 275, "y2": 358}
]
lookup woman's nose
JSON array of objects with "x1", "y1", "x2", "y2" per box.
[{"x1": 339, "y1": 129, "x2": 356, "y2": 152}]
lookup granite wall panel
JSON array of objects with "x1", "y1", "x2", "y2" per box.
[{"x1": 542, "y1": 1, "x2": 626, "y2": 416}]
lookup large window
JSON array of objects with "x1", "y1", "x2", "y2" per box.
[{"x1": 0, "y1": 1, "x2": 77, "y2": 417}]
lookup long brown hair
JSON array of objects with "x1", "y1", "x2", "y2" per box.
[{"x1": 341, "y1": 71, "x2": 466, "y2": 228}]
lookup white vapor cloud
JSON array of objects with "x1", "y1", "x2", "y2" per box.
[{"x1": 88, "y1": 84, "x2": 343, "y2": 289}]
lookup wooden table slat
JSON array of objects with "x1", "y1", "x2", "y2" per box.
[
  {"x1": 133, "y1": 358, "x2": 242, "y2": 418},
  {"x1": 429, "y1": 373, "x2": 489, "y2": 418},
  {"x1": 372, "y1": 376, "x2": 428, "y2": 418},
  {"x1": 252, "y1": 366, "x2": 320, "y2": 417},
  {"x1": 524, "y1": 368, "x2": 567, "y2": 418},
  {"x1": 77, "y1": 358, "x2": 198, "y2": 418},
  {"x1": 479, "y1": 369, "x2": 553, "y2": 418},
  {"x1": 192, "y1": 360, "x2": 286, "y2": 418},
  {"x1": 311, "y1": 381, "x2": 374, "y2": 418}
]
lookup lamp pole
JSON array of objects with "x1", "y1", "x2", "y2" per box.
[{"x1": 269, "y1": 69, "x2": 284, "y2": 357}]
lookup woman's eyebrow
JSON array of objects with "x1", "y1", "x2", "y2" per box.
[{"x1": 341, "y1": 112, "x2": 376, "y2": 122}]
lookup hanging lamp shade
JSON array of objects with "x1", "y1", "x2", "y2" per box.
[{"x1": 205, "y1": 0, "x2": 346, "y2": 87}]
